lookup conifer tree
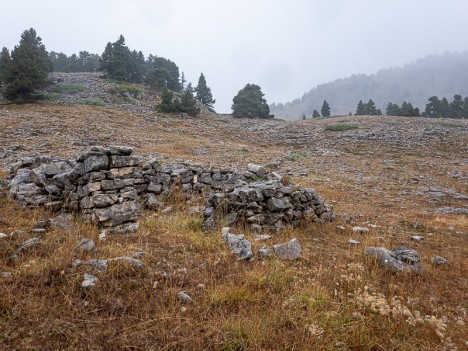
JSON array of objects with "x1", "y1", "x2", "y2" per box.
[
  {"x1": 175, "y1": 83, "x2": 201, "y2": 116},
  {"x1": 440, "y1": 97, "x2": 450, "y2": 118},
  {"x1": 195, "y1": 73, "x2": 215, "y2": 110},
  {"x1": 312, "y1": 109, "x2": 321, "y2": 118},
  {"x1": 3, "y1": 28, "x2": 52, "y2": 101},
  {"x1": 232, "y1": 84, "x2": 270, "y2": 118},
  {"x1": 364, "y1": 99, "x2": 378, "y2": 115},
  {"x1": 425, "y1": 96, "x2": 442, "y2": 118},
  {"x1": 302, "y1": 114, "x2": 306, "y2": 120},
  {"x1": 321, "y1": 100, "x2": 330, "y2": 117},
  {"x1": 463, "y1": 97, "x2": 468, "y2": 119},
  {"x1": 355, "y1": 100, "x2": 366, "y2": 115},
  {"x1": 386, "y1": 102, "x2": 401, "y2": 116},
  {"x1": 157, "y1": 89, "x2": 177, "y2": 113},
  {"x1": 0, "y1": 47, "x2": 11, "y2": 82},
  {"x1": 449, "y1": 94, "x2": 463, "y2": 118}
]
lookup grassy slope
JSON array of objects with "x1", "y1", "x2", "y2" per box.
[{"x1": 0, "y1": 81, "x2": 467, "y2": 350}]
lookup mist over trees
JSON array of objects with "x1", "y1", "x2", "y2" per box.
[
  {"x1": 49, "y1": 51, "x2": 100, "y2": 72},
  {"x1": 271, "y1": 52, "x2": 468, "y2": 120}
]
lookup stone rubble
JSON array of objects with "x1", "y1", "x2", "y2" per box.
[
  {"x1": 6, "y1": 147, "x2": 334, "y2": 234},
  {"x1": 273, "y1": 238, "x2": 302, "y2": 260},
  {"x1": 364, "y1": 246, "x2": 422, "y2": 272}
]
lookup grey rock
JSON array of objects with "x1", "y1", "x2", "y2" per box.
[
  {"x1": 146, "y1": 193, "x2": 164, "y2": 210},
  {"x1": 50, "y1": 212, "x2": 73, "y2": 231},
  {"x1": 247, "y1": 163, "x2": 267, "y2": 177},
  {"x1": 17, "y1": 237, "x2": 41, "y2": 252},
  {"x1": 258, "y1": 245, "x2": 272, "y2": 259},
  {"x1": 0, "y1": 272, "x2": 13, "y2": 278},
  {"x1": 109, "y1": 145, "x2": 133, "y2": 156},
  {"x1": 412, "y1": 222, "x2": 424, "y2": 229},
  {"x1": 92, "y1": 194, "x2": 119, "y2": 208},
  {"x1": 273, "y1": 238, "x2": 302, "y2": 260},
  {"x1": 83, "y1": 155, "x2": 109, "y2": 173},
  {"x1": 392, "y1": 247, "x2": 420, "y2": 264},
  {"x1": 352, "y1": 226, "x2": 369, "y2": 234},
  {"x1": 265, "y1": 197, "x2": 291, "y2": 212},
  {"x1": 223, "y1": 233, "x2": 254, "y2": 261},
  {"x1": 0, "y1": 233, "x2": 8, "y2": 239},
  {"x1": 94, "y1": 201, "x2": 140, "y2": 227},
  {"x1": 348, "y1": 239, "x2": 361, "y2": 245},
  {"x1": 251, "y1": 233, "x2": 272, "y2": 241},
  {"x1": 411, "y1": 236, "x2": 424, "y2": 242},
  {"x1": 82, "y1": 273, "x2": 97, "y2": 288},
  {"x1": 109, "y1": 155, "x2": 139, "y2": 168},
  {"x1": 109, "y1": 256, "x2": 143, "y2": 269},
  {"x1": 76, "y1": 238, "x2": 96, "y2": 252},
  {"x1": 364, "y1": 247, "x2": 405, "y2": 272},
  {"x1": 87, "y1": 259, "x2": 108, "y2": 272},
  {"x1": 106, "y1": 222, "x2": 139, "y2": 234},
  {"x1": 432, "y1": 256, "x2": 449, "y2": 265},
  {"x1": 177, "y1": 291, "x2": 193, "y2": 303}
]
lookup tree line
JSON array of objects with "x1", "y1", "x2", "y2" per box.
[{"x1": 0, "y1": 29, "x2": 216, "y2": 116}]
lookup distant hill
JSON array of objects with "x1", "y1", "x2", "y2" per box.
[{"x1": 271, "y1": 52, "x2": 468, "y2": 120}]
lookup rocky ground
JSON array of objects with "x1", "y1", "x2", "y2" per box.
[{"x1": 0, "y1": 73, "x2": 467, "y2": 350}]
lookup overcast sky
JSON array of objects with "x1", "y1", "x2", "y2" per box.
[{"x1": 2, "y1": 0, "x2": 468, "y2": 113}]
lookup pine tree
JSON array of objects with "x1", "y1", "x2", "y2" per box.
[
  {"x1": 232, "y1": 84, "x2": 271, "y2": 118},
  {"x1": 440, "y1": 97, "x2": 450, "y2": 118},
  {"x1": 3, "y1": 28, "x2": 52, "y2": 101},
  {"x1": 321, "y1": 100, "x2": 330, "y2": 117},
  {"x1": 425, "y1": 96, "x2": 442, "y2": 118},
  {"x1": 312, "y1": 109, "x2": 321, "y2": 118},
  {"x1": 364, "y1": 99, "x2": 378, "y2": 115},
  {"x1": 449, "y1": 94, "x2": 463, "y2": 118},
  {"x1": 180, "y1": 72, "x2": 186, "y2": 90},
  {"x1": 355, "y1": 100, "x2": 366, "y2": 115},
  {"x1": 302, "y1": 114, "x2": 306, "y2": 120},
  {"x1": 175, "y1": 83, "x2": 201, "y2": 116},
  {"x1": 0, "y1": 47, "x2": 11, "y2": 82},
  {"x1": 195, "y1": 73, "x2": 215, "y2": 110},
  {"x1": 157, "y1": 89, "x2": 177, "y2": 113},
  {"x1": 386, "y1": 102, "x2": 401, "y2": 116}
]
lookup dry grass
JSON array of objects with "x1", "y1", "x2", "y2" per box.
[{"x1": 0, "y1": 99, "x2": 467, "y2": 350}]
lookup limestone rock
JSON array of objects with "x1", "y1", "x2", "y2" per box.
[
  {"x1": 177, "y1": 291, "x2": 193, "y2": 303},
  {"x1": 82, "y1": 273, "x2": 97, "y2": 288},
  {"x1": 432, "y1": 256, "x2": 449, "y2": 265},
  {"x1": 223, "y1": 233, "x2": 254, "y2": 261},
  {"x1": 273, "y1": 238, "x2": 302, "y2": 260},
  {"x1": 76, "y1": 238, "x2": 96, "y2": 252},
  {"x1": 17, "y1": 238, "x2": 41, "y2": 253}
]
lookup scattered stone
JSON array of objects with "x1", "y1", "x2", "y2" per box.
[
  {"x1": 87, "y1": 259, "x2": 108, "y2": 272},
  {"x1": 0, "y1": 233, "x2": 7, "y2": 239},
  {"x1": 412, "y1": 222, "x2": 424, "y2": 229},
  {"x1": 81, "y1": 273, "x2": 97, "y2": 288},
  {"x1": 365, "y1": 246, "x2": 421, "y2": 272},
  {"x1": 75, "y1": 238, "x2": 96, "y2": 252},
  {"x1": 109, "y1": 256, "x2": 144, "y2": 269},
  {"x1": 447, "y1": 226, "x2": 455, "y2": 231},
  {"x1": 10, "y1": 230, "x2": 26, "y2": 237},
  {"x1": 352, "y1": 226, "x2": 369, "y2": 234},
  {"x1": 223, "y1": 232, "x2": 254, "y2": 261},
  {"x1": 176, "y1": 291, "x2": 193, "y2": 303},
  {"x1": 161, "y1": 206, "x2": 173, "y2": 214},
  {"x1": 17, "y1": 237, "x2": 41, "y2": 253},
  {"x1": 251, "y1": 233, "x2": 272, "y2": 241},
  {"x1": 411, "y1": 236, "x2": 424, "y2": 242},
  {"x1": 30, "y1": 228, "x2": 47, "y2": 235},
  {"x1": 432, "y1": 256, "x2": 449, "y2": 265},
  {"x1": 99, "y1": 231, "x2": 106, "y2": 241},
  {"x1": 50, "y1": 212, "x2": 73, "y2": 231},
  {"x1": 258, "y1": 245, "x2": 272, "y2": 259},
  {"x1": 0, "y1": 272, "x2": 13, "y2": 278},
  {"x1": 348, "y1": 239, "x2": 360, "y2": 245},
  {"x1": 247, "y1": 163, "x2": 267, "y2": 178},
  {"x1": 273, "y1": 238, "x2": 302, "y2": 260},
  {"x1": 336, "y1": 225, "x2": 346, "y2": 233}
]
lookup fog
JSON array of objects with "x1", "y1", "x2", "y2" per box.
[{"x1": 2, "y1": 0, "x2": 468, "y2": 113}]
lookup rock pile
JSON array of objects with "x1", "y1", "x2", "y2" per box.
[
  {"x1": 364, "y1": 246, "x2": 422, "y2": 272},
  {"x1": 61, "y1": 146, "x2": 141, "y2": 233},
  {"x1": 6, "y1": 147, "x2": 334, "y2": 233}
]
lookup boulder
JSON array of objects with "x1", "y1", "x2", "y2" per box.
[
  {"x1": 273, "y1": 238, "x2": 302, "y2": 260},
  {"x1": 223, "y1": 233, "x2": 254, "y2": 261}
]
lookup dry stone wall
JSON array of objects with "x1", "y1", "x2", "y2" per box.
[{"x1": 6, "y1": 146, "x2": 335, "y2": 233}]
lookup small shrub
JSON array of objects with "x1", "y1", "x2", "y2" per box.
[
  {"x1": 112, "y1": 84, "x2": 141, "y2": 97},
  {"x1": 44, "y1": 93, "x2": 61, "y2": 101},
  {"x1": 79, "y1": 98, "x2": 105, "y2": 106},
  {"x1": 52, "y1": 83, "x2": 86, "y2": 94},
  {"x1": 431, "y1": 120, "x2": 464, "y2": 128},
  {"x1": 325, "y1": 123, "x2": 358, "y2": 131}
]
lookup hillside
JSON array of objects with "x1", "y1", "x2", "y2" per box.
[
  {"x1": 0, "y1": 73, "x2": 467, "y2": 350},
  {"x1": 271, "y1": 52, "x2": 468, "y2": 119}
]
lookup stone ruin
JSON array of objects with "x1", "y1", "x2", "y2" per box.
[{"x1": 5, "y1": 146, "x2": 335, "y2": 233}]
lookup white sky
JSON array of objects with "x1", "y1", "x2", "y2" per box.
[{"x1": 2, "y1": 0, "x2": 468, "y2": 113}]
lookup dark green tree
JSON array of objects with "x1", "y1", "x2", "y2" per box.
[
  {"x1": 180, "y1": 72, "x2": 186, "y2": 90},
  {"x1": 376, "y1": 108, "x2": 383, "y2": 116},
  {"x1": 0, "y1": 47, "x2": 11, "y2": 82},
  {"x1": 364, "y1": 99, "x2": 378, "y2": 115},
  {"x1": 424, "y1": 96, "x2": 442, "y2": 118},
  {"x1": 312, "y1": 109, "x2": 321, "y2": 118},
  {"x1": 195, "y1": 73, "x2": 215, "y2": 110},
  {"x1": 355, "y1": 100, "x2": 366, "y2": 115},
  {"x1": 146, "y1": 56, "x2": 181, "y2": 91},
  {"x1": 175, "y1": 83, "x2": 201, "y2": 116},
  {"x1": 386, "y1": 102, "x2": 400, "y2": 116},
  {"x1": 440, "y1": 97, "x2": 450, "y2": 118},
  {"x1": 321, "y1": 100, "x2": 331, "y2": 117},
  {"x1": 302, "y1": 114, "x2": 306, "y2": 120},
  {"x1": 232, "y1": 84, "x2": 271, "y2": 118},
  {"x1": 157, "y1": 88, "x2": 177, "y2": 113},
  {"x1": 3, "y1": 28, "x2": 52, "y2": 101},
  {"x1": 449, "y1": 94, "x2": 463, "y2": 118}
]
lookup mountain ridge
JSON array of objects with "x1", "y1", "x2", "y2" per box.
[{"x1": 271, "y1": 51, "x2": 468, "y2": 120}]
